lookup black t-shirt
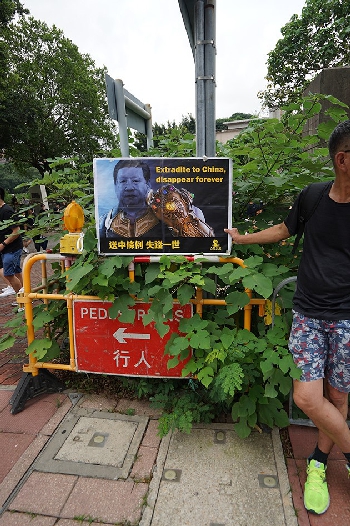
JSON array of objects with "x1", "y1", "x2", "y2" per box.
[
  {"x1": 0, "y1": 203, "x2": 23, "y2": 253},
  {"x1": 285, "y1": 184, "x2": 350, "y2": 320}
]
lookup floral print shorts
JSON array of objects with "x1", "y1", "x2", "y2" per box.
[{"x1": 288, "y1": 311, "x2": 350, "y2": 392}]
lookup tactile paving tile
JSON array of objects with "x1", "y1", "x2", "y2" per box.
[{"x1": 33, "y1": 408, "x2": 148, "y2": 479}]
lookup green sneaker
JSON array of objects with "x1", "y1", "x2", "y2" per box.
[
  {"x1": 346, "y1": 463, "x2": 350, "y2": 477},
  {"x1": 304, "y1": 459, "x2": 330, "y2": 514}
]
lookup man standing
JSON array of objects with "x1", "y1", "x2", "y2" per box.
[
  {"x1": 225, "y1": 120, "x2": 350, "y2": 515},
  {"x1": 0, "y1": 187, "x2": 23, "y2": 301}
]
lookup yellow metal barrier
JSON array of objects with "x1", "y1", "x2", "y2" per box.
[{"x1": 10, "y1": 253, "x2": 266, "y2": 413}]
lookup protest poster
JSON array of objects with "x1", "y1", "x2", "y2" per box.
[{"x1": 94, "y1": 157, "x2": 232, "y2": 255}]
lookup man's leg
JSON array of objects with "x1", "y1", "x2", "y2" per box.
[
  {"x1": 289, "y1": 312, "x2": 350, "y2": 514},
  {"x1": 15, "y1": 272, "x2": 23, "y2": 288},
  {"x1": 5, "y1": 274, "x2": 22, "y2": 293},
  {"x1": 293, "y1": 379, "x2": 350, "y2": 452},
  {"x1": 2, "y1": 250, "x2": 23, "y2": 294},
  {"x1": 293, "y1": 378, "x2": 350, "y2": 515},
  {"x1": 0, "y1": 267, "x2": 13, "y2": 290},
  {"x1": 316, "y1": 381, "x2": 349, "y2": 455}
]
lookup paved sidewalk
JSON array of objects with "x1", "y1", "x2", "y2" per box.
[{"x1": 0, "y1": 388, "x2": 297, "y2": 526}]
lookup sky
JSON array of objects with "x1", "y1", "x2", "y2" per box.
[{"x1": 21, "y1": 0, "x2": 306, "y2": 125}]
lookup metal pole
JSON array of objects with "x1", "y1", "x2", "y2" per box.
[
  {"x1": 145, "y1": 103, "x2": 154, "y2": 149},
  {"x1": 114, "y1": 79, "x2": 130, "y2": 157},
  {"x1": 204, "y1": 0, "x2": 216, "y2": 157},
  {"x1": 195, "y1": 0, "x2": 206, "y2": 157}
]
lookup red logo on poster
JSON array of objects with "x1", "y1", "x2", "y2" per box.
[{"x1": 73, "y1": 300, "x2": 192, "y2": 378}]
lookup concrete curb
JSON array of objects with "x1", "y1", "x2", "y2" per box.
[{"x1": 272, "y1": 427, "x2": 298, "y2": 526}]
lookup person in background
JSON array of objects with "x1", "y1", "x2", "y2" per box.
[
  {"x1": 225, "y1": 120, "x2": 350, "y2": 516},
  {"x1": 23, "y1": 207, "x2": 49, "y2": 252},
  {"x1": 11, "y1": 195, "x2": 18, "y2": 211},
  {"x1": 22, "y1": 208, "x2": 35, "y2": 254},
  {"x1": 0, "y1": 256, "x2": 15, "y2": 296},
  {"x1": 0, "y1": 187, "x2": 23, "y2": 302}
]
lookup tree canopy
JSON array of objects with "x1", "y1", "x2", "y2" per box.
[
  {"x1": 1, "y1": 16, "x2": 118, "y2": 174},
  {"x1": 0, "y1": 0, "x2": 27, "y2": 27},
  {"x1": 0, "y1": 1, "x2": 28, "y2": 114},
  {"x1": 215, "y1": 113, "x2": 256, "y2": 131},
  {"x1": 262, "y1": 0, "x2": 350, "y2": 109},
  {"x1": 4, "y1": 92, "x2": 347, "y2": 438}
]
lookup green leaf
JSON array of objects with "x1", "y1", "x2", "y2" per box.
[
  {"x1": 265, "y1": 383, "x2": 278, "y2": 398},
  {"x1": 26, "y1": 338, "x2": 60, "y2": 361},
  {"x1": 98, "y1": 256, "x2": 123, "y2": 278},
  {"x1": 237, "y1": 394, "x2": 256, "y2": 417},
  {"x1": 142, "y1": 311, "x2": 155, "y2": 326},
  {"x1": 247, "y1": 412, "x2": 257, "y2": 428},
  {"x1": 226, "y1": 291, "x2": 250, "y2": 315},
  {"x1": 206, "y1": 263, "x2": 235, "y2": 276},
  {"x1": 243, "y1": 256, "x2": 263, "y2": 268},
  {"x1": 228, "y1": 266, "x2": 251, "y2": 283},
  {"x1": 220, "y1": 328, "x2": 236, "y2": 349},
  {"x1": 179, "y1": 314, "x2": 209, "y2": 332},
  {"x1": 216, "y1": 363, "x2": 244, "y2": 396},
  {"x1": 278, "y1": 374, "x2": 292, "y2": 395},
  {"x1": 32, "y1": 310, "x2": 55, "y2": 330},
  {"x1": 91, "y1": 274, "x2": 109, "y2": 287},
  {"x1": 202, "y1": 277, "x2": 217, "y2": 295},
  {"x1": 167, "y1": 356, "x2": 179, "y2": 369},
  {"x1": 197, "y1": 366, "x2": 214, "y2": 387},
  {"x1": 260, "y1": 263, "x2": 288, "y2": 277},
  {"x1": 234, "y1": 417, "x2": 252, "y2": 438},
  {"x1": 189, "y1": 330, "x2": 211, "y2": 349},
  {"x1": 153, "y1": 289, "x2": 174, "y2": 314},
  {"x1": 155, "y1": 321, "x2": 170, "y2": 338},
  {"x1": 109, "y1": 295, "x2": 135, "y2": 322},
  {"x1": 260, "y1": 359, "x2": 274, "y2": 378},
  {"x1": 272, "y1": 408, "x2": 289, "y2": 428},
  {"x1": 0, "y1": 334, "x2": 15, "y2": 352},
  {"x1": 205, "y1": 348, "x2": 226, "y2": 364},
  {"x1": 177, "y1": 284, "x2": 194, "y2": 305},
  {"x1": 258, "y1": 397, "x2": 286, "y2": 428},
  {"x1": 83, "y1": 228, "x2": 98, "y2": 251},
  {"x1": 145, "y1": 264, "x2": 160, "y2": 284},
  {"x1": 66, "y1": 263, "x2": 95, "y2": 291},
  {"x1": 279, "y1": 354, "x2": 294, "y2": 374},
  {"x1": 181, "y1": 358, "x2": 199, "y2": 376},
  {"x1": 166, "y1": 336, "x2": 190, "y2": 356},
  {"x1": 148, "y1": 284, "x2": 162, "y2": 296},
  {"x1": 242, "y1": 273, "x2": 273, "y2": 298}
]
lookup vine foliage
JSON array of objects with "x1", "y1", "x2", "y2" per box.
[{"x1": 1, "y1": 94, "x2": 348, "y2": 438}]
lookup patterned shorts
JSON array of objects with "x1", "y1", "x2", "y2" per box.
[{"x1": 289, "y1": 311, "x2": 350, "y2": 393}]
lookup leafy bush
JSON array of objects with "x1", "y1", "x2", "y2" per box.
[{"x1": 1, "y1": 93, "x2": 348, "y2": 437}]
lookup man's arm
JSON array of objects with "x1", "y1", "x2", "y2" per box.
[{"x1": 224, "y1": 222, "x2": 290, "y2": 245}]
